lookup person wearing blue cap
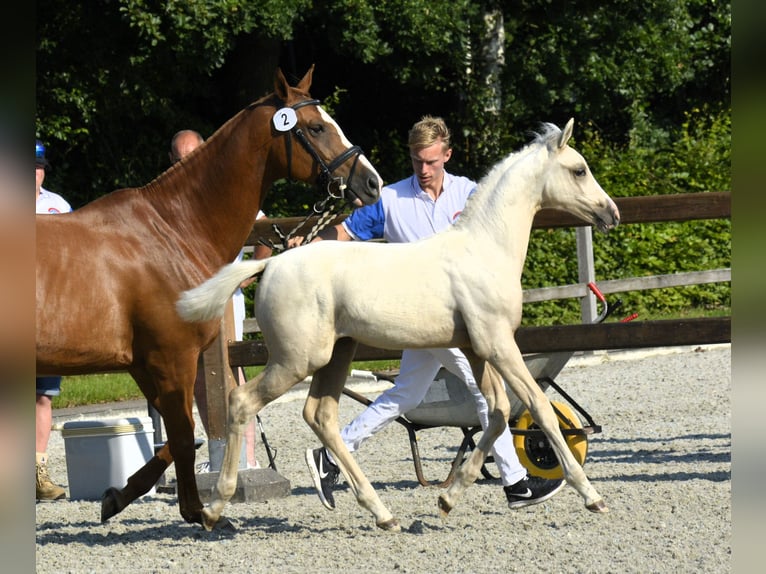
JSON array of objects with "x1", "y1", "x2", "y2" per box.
[
  {"x1": 36, "y1": 140, "x2": 71, "y2": 214},
  {"x1": 35, "y1": 139, "x2": 72, "y2": 500}
]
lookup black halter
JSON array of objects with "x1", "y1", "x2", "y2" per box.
[
  {"x1": 284, "y1": 98, "x2": 364, "y2": 202},
  {"x1": 263, "y1": 98, "x2": 366, "y2": 252}
]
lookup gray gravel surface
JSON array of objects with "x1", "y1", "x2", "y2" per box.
[{"x1": 36, "y1": 344, "x2": 731, "y2": 573}]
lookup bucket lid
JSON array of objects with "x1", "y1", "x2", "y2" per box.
[{"x1": 61, "y1": 417, "x2": 153, "y2": 437}]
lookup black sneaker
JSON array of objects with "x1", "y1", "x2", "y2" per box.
[
  {"x1": 504, "y1": 475, "x2": 565, "y2": 509},
  {"x1": 305, "y1": 447, "x2": 341, "y2": 510}
]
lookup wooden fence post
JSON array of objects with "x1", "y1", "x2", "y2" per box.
[
  {"x1": 576, "y1": 226, "x2": 597, "y2": 323},
  {"x1": 199, "y1": 299, "x2": 239, "y2": 471},
  {"x1": 195, "y1": 299, "x2": 292, "y2": 503}
]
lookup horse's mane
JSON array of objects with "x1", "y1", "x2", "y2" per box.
[
  {"x1": 453, "y1": 122, "x2": 563, "y2": 233},
  {"x1": 149, "y1": 91, "x2": 284, "y2": 191},
  {"x1": 245, "y1": 93, "x2": 282, "y2": 111},
  {"x1": 530, "y1": 122, "x2": 563, "y2": 146}
]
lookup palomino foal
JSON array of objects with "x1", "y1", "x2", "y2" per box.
[{"x1": 177, "y1": 118, "x2": 619, "y2": 531}]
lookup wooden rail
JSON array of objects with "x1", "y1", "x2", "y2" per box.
[
  {"x1": 246, "y1": 191, "x2": 730, "y2": 246},
  {"x1": 228, "y1": 317, "x2": 730, "y2": 367}
]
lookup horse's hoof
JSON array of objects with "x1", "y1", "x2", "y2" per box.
[
  {"x1": 201, "y1": 508, "x2": 236, "y2": 532},
  {"x1": 437, "y1": 495, "x2": 453, "y2": 518},
  {"x1": 586, "y1": 499, "x2": 609, "y2": 513},
  {"x1": 212, "y1": 516, "x2": 237, "y2": 532},
  {"x1": 376, "y1": 518, "x2": 401, "y2": 532},
  {"x1": 100, "y1": 487, "x2": 122, "y2": 523},
  {"x1": 202, "y1": 516, "x2": 236, "y2": 532}
]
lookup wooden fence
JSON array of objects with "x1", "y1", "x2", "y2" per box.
[{"x1": 198, "y1": 191, "x2": 730, "y2": 437}]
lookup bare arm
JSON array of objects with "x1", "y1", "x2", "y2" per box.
[
  {"x1": 287, "y1": 222, "x2": 353, "y2": 247},
  {"x1": 314, "y1": 223, "x2": 353, "y2": 242},
  {"x1": 253, "y1": 243, "x2": 273, "y2": 259}
]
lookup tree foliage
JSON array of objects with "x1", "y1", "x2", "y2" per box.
[
  {"x1": 36, "y1": 0, "x2": 731, "y2": 318},
  {"x1": 37, "y1": 0, "x2": 730, "y2": 205}
]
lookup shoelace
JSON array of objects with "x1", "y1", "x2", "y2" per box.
[{"x1": 36, "y1": 464, "x2": 53, "y2": 484}]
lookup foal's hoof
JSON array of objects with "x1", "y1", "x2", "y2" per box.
[
  {"x1": 100, "y1": 487, "x2": 123, "y2": 523},
  {"x1": 586, "y1": 499, "x2": 609, "y2": 513},
  {"x1": 201, "y1": 508, "x2": 236, "y2": 532},
  {"x1": 376, "y1": 518, "x2": 401, "y2": 532},
  {"x1": 437, "y1": 494, "x2": 453, "y2": 518}
]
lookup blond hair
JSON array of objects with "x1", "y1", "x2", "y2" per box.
[{"x1": 408, "y1": 115, "x2": 451, "y2": 152}]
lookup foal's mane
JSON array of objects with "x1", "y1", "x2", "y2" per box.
[{"x1": 453, "y1": 122, "x2": 563, "y2": 234}]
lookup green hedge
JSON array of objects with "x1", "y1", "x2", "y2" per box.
[{"x1": 520, "y1": 106, "x2": 731, "y2": 325}]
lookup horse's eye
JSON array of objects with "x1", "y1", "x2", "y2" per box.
[
  {"x1": 574, "y1": 168, "x2": 586, "y2": 177},
  {"x1": 309, "y1": 124, "x2": 325, "y2": 135}
]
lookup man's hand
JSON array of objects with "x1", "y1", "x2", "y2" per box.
[{"x1": 286, "y1": 236, "x2": 305, "y2": 249}]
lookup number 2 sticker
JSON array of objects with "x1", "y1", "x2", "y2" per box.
[{"x1": 273, "y1": 107, "x2": 297, "y2": 132}]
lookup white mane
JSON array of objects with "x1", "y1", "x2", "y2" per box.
[{"x1": 453, "y1": 123, "x2": 563, "y2": 236}]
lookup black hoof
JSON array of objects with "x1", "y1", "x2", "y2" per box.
[
  {"x1": 209, "y1": 516, "x2": 237, "y2": 532},
  {"x1": 100, "y1": 487, "x2": 122, "y2": 523},
  {"x1": 437, "y1": 495, "x2": 453, "y2": 518}
]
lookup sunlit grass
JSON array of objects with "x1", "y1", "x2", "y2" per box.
[{"x1": 52, "y1": 372, "x2": 146, "y2": 409}]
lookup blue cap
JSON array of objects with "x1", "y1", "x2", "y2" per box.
[{"x1": 36, "y1": 139, "x2": 49, "y2": 168}]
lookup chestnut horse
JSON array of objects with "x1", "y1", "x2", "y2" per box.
[
  {"x1": 35, "y1": 66, "x2": 382, "y2": 527},
  {"x1": 177, "y1": 118, "x2": 619, "y2": 531}
]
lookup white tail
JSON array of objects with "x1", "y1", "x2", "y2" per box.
[{"x1": 176, "y1": 259, "x2": 268, "y2": 322}]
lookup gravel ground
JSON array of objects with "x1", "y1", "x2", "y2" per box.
[{"x1": 36, "y1": 344, "x2": 731, "y2": 573}]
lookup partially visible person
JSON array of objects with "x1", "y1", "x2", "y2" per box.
[
  {"x1": 169, "y1": 129, "x2": 205, "y2": 165},
  {"x1": 169, "y1": 130, "x2": 271, "y2": 470},
  {"x1": 300, "y1": 116, "x2": 565, "y2": 511},
  {"x1": 35, "y1": 139, "x2": 71, "y2": 501}
]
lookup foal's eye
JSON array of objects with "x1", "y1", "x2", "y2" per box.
[
  {"x1": 308, "y1": 124, "x2": 325, "y2": 135},
  {"x1": 573, "y1": 168, "x2": 587, "y2": 177}
]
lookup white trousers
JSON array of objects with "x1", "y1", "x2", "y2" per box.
[{"x1": 340, "y1": 347, "x2": 527, "y2": 486}]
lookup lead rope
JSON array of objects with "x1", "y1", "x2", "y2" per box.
[{"x1": 258, "y1": 194, "x2": 342, "y2": 253}]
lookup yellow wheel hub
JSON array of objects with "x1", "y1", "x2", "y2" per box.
[{"x1": 512, "y1": 401, "x2": 588, "y2": 479}]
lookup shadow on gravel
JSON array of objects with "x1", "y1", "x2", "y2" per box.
[
  {"x1": 587, "y1": 432, "x2": 731, "y2": 482},
  {"x1": 36, "y1": 518, "x2": 208, "y2": 545},
  {"x1": 290, "y1": 478, "x2": 425, "y2": 499}
]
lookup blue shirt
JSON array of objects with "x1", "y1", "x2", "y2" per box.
[{"x1": 342, "y1": 172, "x2": 476, "y2": 243}]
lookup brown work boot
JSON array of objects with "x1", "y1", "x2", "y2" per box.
[{"x1": 36, "y1": 461, "x2": 66, "y2": 501}]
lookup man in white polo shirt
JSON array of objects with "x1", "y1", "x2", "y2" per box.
[{"x1": 301, "y1": 116, "x2": 565, "y2": 511}]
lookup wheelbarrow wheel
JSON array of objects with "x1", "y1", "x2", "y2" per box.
[{"x1": 512, "y1": 401, "x2": 588, "y2": 479}]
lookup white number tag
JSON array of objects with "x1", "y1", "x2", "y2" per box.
[{"x1": 273, "y1": 107, "x2": 298, "y2": 132}]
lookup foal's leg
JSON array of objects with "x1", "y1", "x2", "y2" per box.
[
  {"x1": 436, "y1": 352, "x2": 510, "y2": 517},
  {"x1": 202, "y1": 363, "x2": 305, "y2": 531},
  {"x1": 303, "y1": 338, "x2": 400, "y2": 532},
  {"x1": 476, "y1": 343, "x2": 607, "y2": 513}
]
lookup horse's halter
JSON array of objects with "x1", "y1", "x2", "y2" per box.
[
  {"x1": 265, "y1": 98, "x2": 365, "y2": 252},
  {"x1": 283, "y1": 98, "x2": 364, "y2": 203}
]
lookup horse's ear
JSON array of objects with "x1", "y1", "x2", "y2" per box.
[
  {"x1": 558, "y1": 118, "x2": 575, "y2": 150},
  {"x1": 296, "y1": 64, "x2": 315, "y2": 93},
  {"x1": 274, "y1": 67, "x2": 289, "y2": 100}
]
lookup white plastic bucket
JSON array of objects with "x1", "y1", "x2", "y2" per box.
[{"x1": 61, "y1": 417, "x2": 155, "y2": 500}]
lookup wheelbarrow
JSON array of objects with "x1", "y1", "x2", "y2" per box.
[{"x1": 341, "y1": 282, "x2": 633, "y2": 487}]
